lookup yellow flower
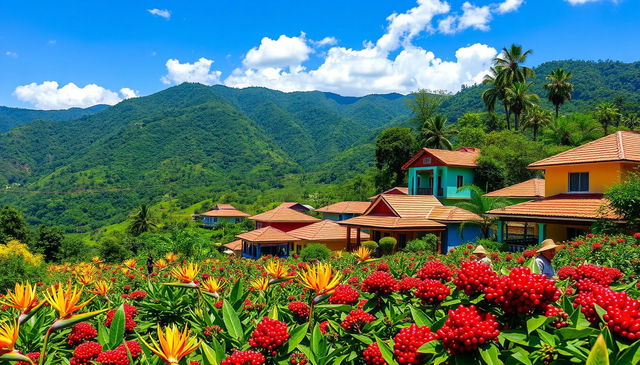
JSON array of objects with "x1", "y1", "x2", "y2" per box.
[
  {"x1": 76, "y1": 267, "x2": 96, "y2": 286},
  {"x1": 0, "y1": 240, "x2": 43, "y2": 266},
  {"x1": 91, "y1": 256, "x2": 103, "y2": 264},
  {"x1": 123, "y1": 258, "x2": 137, "y2": 269},
  {"x1": 353, "y1": 246, "x2": 373, "y2": 261},
  {"x1": 88, "y1": 280, "x2": 112, "y2": 297},
  {"x1": 334, "y1": 250, "x2": 344, "y2": 258},
  {"x1": 249, "y1": 277, "x2": 270, "y2": 292},
  {"x1": 121, "y1": 267, "x2": 132, "y2": 275},
  {"x1": 264, "y1": 259, "x2": 289, "y2": 279},
  {"x1": 43, "y1": 284, "x2": 93, "y2": 319},
  {"x1": 0, "y1": 282, "x2": 38, "y2": 314},
  {"x1": 142, "y1": 324, "x2": 200, "y2": 364},
  {"x1": 297, "y1": 263, "x2": 342, "y2": 296},
  {"x1": 200, "y1": 278, "x2": 223, "y2": 295},
  {"x1": 154, "y1": 259, "x2": 167, "y2": 270},
  {"x1": 170, "y1": 263, "x2": 200, "y2": 283},
  {"x1": 0, "y1": 320, "x2": 19, "y2": 354},
  {"x1": 165, "y1": 252, "x2": 178, "y2": 263}
]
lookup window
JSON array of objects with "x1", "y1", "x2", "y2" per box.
[
  {"x1": 422, "y1": 157, "x2": 432, "y2": 165},
  {"x1": 456, "y1": 175, "x2": 464, "y2": 188},
  {"x1": 568, "y1": 172, "x2": 589, "y2": 192}
]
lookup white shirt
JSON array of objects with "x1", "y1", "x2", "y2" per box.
[{"x1": 535, "y1": 255, "x2": 555, "y2": 279}]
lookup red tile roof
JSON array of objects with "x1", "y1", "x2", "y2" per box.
[
  {"x1": 369, "y1": 187, "x2": 409, "y2": 200},
  {"x1": 339, "y1": 216, "x2": 446, "y2": 230},
  {"x1": 250, "y1": 208, "x2": 321, "y2": 223},
  {"x1": 315, "y1": 201, "x2": 372, "y2": 215},
  {"x1": 365, "y1": 194, "x2": 481, "y2": 222},
  {"x1": 483, "y1": 179, "x2": 545, "y2": 199},
  {"x1": 223, "y1": 240, "x2": 242, "y2": 251},
  {"x1": 529, "y1": 131, "x2": 640, "y2": 168},
  {"x1": 401, "y1": 147, "x2": 480, "y2": 170},
  {"x1": 202, "y1": 209, "x2": 250, "y2": 218},
  {"x1": 236, "y1": 226, "x2": 298, "y2": 242},
  {"x1": 288, "y1": 220, "x2": 370, "y2": 241},
  {"x1": 275, "y1": 202, "x2": 311, "y2": 211},
  {"x1": 216, "y1": 204, "x2": 237, "y2": 210},
  {"x1": 486, "y1": 194, "x2": 621, "y2": 221}
]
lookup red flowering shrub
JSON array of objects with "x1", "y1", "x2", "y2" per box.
[
  {"x1": 544, "y1": 305, "x2": 568, "y2": 328},
  {"x1": 70, "y1": 342, "x2": 102, "y2": 365},
  {"x1": 413, "y1": 279, "x2": 450, "y2": 305},
  {"x1": 221, "y1": 350, "x2": 265, "y2": 365},
  {"x1": 328, "y1": 284, "x2": 360, "y2": 305},
  {"x1": 318, "y1": 321, "x2": 330, "y2": 334},
  {"x1": 574, "y1": 283, "x2": 640, "y2": 340},
  {"x1": 416, "y1": 261, "x2": 452, "y2": 282},
  {"x1": 484, "y1": 267, "x2": 560, "y2": 314},
  {"x1": 287, "y1": 301, "x2": 310, "y2": 319},
  {"x1": 393, "y1": 324, "x2": 437, "y2": 364},
  {"x1": 104, "y1": 304, "x2": 138, "y2": 332},
  {"x1": 363, "y1": 343, "x2": 387, "y2": 365},
  {"x1": 289, "y1": 352, "x2": 308, "y2": 365},
  {"x1": 17, "y1": 352, "x2": 40, "y2": 365},
  {"x1": 67, "y1": 322, "x2": 98, "y2": 346},
  {"x1": 94, "y1": 341, "x2": 141, "y2": 365},
  {"x1": 453, "y1": 261, "x2": 498, "y2": 296},
  {"x1": 437, "y1": 305, "x2": 500, "y2": 355},
  {"x1": 249, "y1": 317, "x2": 290, "y2": 354},
  {"x1": 361, "y1": 271, "x2": 397, "y2": 295},
  {"x1": 341, "y1": 309, "x2": 375, "y2": 332},
  {"x1": 557, "y1": 264, "x2": 622, "y2": 286},
  {"x1": 397, "y1": 277, "x2": 422, "y2": 293}
]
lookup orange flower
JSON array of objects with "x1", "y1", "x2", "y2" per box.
[
  {"x1": 353, "y1": 246, "x2": 374, "y2": 262},
  {"x1": 249, "y1": 277, "x2": 270, "y2": 292},
  {"x1": 264, "y1": 260, "x2": 289, "y2": 280},
  {"x1": 170, "y1": 263, "x2": 200, "y2": 284},
  {"x1": 88, "y1": 280, "x2": 112, "y2": 297},
  {"x1": 165, "y1": 252, "x2": 178, "y2": 263},
  {"x1": 142, "y1": 324, "x2": 200, "y2": 364},
  {"x1": 43, "y1": 284, "x2": 93, "y2": 319},
  {"x1": 123, "y1": 259, "x2": 137, "y2": 269},
  {"x1": 200, "y1": 278, "x2": 223, "y2": 295},
  {"x1": 154, "y1": 259, "x2": 168, "y2": 270},
  {"x1": 0, "y1": 282, "x2": 38, "y2": 314},
  {"x1": 297, "y1": 263, "x2": 342, "y2": 297},
  {"x1": 0, "y1": 320, "x2": 19, "y2": 355},
  {"x1": 91, "y1": 256, "x2": 103, "y2": 264}
]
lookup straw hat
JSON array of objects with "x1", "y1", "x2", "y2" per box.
[
  {"x1": 537, "y1": 239, "x2": 562, "y2": 253},
  {"x1": 473, "y1": 245, "x2": 488, "y2": 255}
]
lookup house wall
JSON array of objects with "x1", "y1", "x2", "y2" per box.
[
  {"x1": 545, "y1": 223, "x2": 591, "y2": 242},
  {"x1": 443, "y1": 224, "x2": 483, "y2": 252},
  {"x1": 202, "y1": 216, "x2": 243, "y2": 227},
  {"x1": 543, "y1": 162, "x2": 625, "y2": 196},
  {"x1": 408, "y1": 166, "x2": 474, "y2": 199}
]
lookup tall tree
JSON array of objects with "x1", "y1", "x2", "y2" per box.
[
  {"x1": 595, "y1": 102, "x2": 621, "y2": 135},
  {"x1": 34, "y1": 225, "x2": 65, "y2": 262},
  {"x1": 0, "y1": 206, "x2": 30, "y2": 244},
  {"x1": 375, "y1": 127, "x2": 416, "y2": 190},
  {"x1": 420, "y1": 115, "x2": 457, "y2": 150},
  {"x1": 455, "y1": 185, "x2": 510, "y2": 239},
  {"x1": 494, "y1": 44, "x2": 535, "y2": 85},
  {"x1": 482, "y1": 66, "x2": 512, "y2": 129},
  {"x1": 406, "y1": 89, "x2": 443, "y2": 126},
  {"x1": 522, "y1": 106, "x2": 552, "y2": 141},
  {"x1": 543, "y1": 68, "x2": 574, "y2": 118},
  {"x1": 505, "y1": 82, "x2": 540, "y2": 130},
  {"x1": 127, "y1": 205, "x2": 157, "y2": 237},
  {"x1": 545, "y1": 117, "x2": 574, "y2": 146}
]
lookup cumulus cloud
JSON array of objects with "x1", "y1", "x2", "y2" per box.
[
  {"x1": 439, "y1": 2, "x2": 492, "y2": 34},
  {"x1": 14, "y1": 81, "x2": 136, "y2": 110},
  {"x1": 243, "y1": 34, "x2": 313, "y2": 69},
  {"x1": 148, "y1": 8, "x2": 171, "y2": 19},
  {"x1": 161, "y1": 57, "x2": 222, "y2": 85},
  {"x1": 313, "y1": 37, "x2": 338, "y2": 47},
  {"x1": 5, "y1": 51, "x2": 18, "y2": 58},
  {"x1": 495, "y1": 0, "x2": 525, "y2": 13},
  {"x1": 376, "y1": 0, "x2": 450, "y2": 51}
]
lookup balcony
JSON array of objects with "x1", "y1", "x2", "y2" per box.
[{"x1": 416, "y1": 187, "x2": 433, "y2": 195}]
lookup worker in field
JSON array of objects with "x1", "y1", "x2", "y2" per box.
[
  {"x1": 535, "y1": 239, "x2": 562, "y2": 279},
  {"x1": 473, "y1": 245, "x2": 492, "y2": 265},
  {"x1": 146, "y1": 254, "x2": 154, "y2": 275}
]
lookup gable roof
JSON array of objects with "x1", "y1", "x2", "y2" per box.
[
  {"x1": 201, "y1": 208, "x2": 250, "y2": 218},
  {"x1": 223, "y1": 240, "x2": 242, "y2": 251},
  {"x1": 275, "y1": 202, "x2": 313, "y2": 211},
  {"x1": 249, "y1": 208, "x2": 321, "y2": 223},
  {"x1": 215, "y1": 204, "x2": 237, "y2": 210},
  {"x1": 401, "y1": 147, "x2": 480, "y2": 170},
  {"x1": 365, "y1": 194, "x2": 481, "y2": 222},
  {"x1": 369, "y1": 186, "x2": 409, "y2": 201},
  {"x1": 483, "y1": 178, "x2": 545, "y2": 199},
  {"x1": 314, "y1": 201, "x2": 371, "y2": 215},
  {"x1": 529, "y1": 131, "x2": 640, "y2": 168},
  {"x1": 288, "y1": 220, "x2": 370, "y2": 241},
  {"x1": 236, "y1": 226, "x2": 298, "y2": 242},
  {"x1": 339, "y1": 216, "x2": 446, "y2": 230}
]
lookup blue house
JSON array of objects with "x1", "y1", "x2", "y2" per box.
[
  {"x1": 314, "y1": 201, "x2": 371, "y2": 221},
  {"x1": 236, "y1": 226, "x2": 296, "y2": 259},
  {"x1": 201, "y1": 204, "x2": 250, "y2": 227}
]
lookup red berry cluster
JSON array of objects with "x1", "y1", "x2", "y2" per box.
[
  {"x1": 289, "y1": 352, "x2": 308, "y2": 365},
  {"x1": 249, "y1": 317, "x2": 290, "y2": 354},
  {"x1": 544, "y1": 305, "x2": 568, "y2": 328},
  {"x1": 363, "y1": 343, "x2": 387, "y2": 365},
  {"x1": 558, "y1": 264, "x2": 623, "y2": 286},
  {"x1": 328, "y1": 284, "x2": 360, "y2": 305},
  {"x1": 122, "y1": 290, "x2": 147, "y2": 300},
  {"x1": 413, "y1": 279, "x2": 450, "y2": 305},
  {"x1": 416, "y1": 261, "x2": 452, "y2": 282},
  {"x1": 104, "y1": 304, "x2": 138, "y2": 332},
  {"x1": 376, "y1": 263, "x2": 390, "y2": 272},
  {"x1": 318, "y1": 321, "x2": 330, "y2": 334},
  {"x1": 574, "y1": 283, "x2": 640, "y2": 340},
  {"x1": 437, "y1": 305, "x2": 500, "y2": 355},
  {"x1": 484, "y1": 267, "x2": 560, "y2": 314},
  {"x1": 67, "y1": 322, "x2": 98, "y2": 346},
  {"x1": 95, "y1": 341, "x2": 141, "y2": 365},
  {"x1": 70, "y1": 342, "x2": 102, "y2": 365},
  {"x1": 453, "y1": 261, "x2": 498, "y2": 296},
  {"x1": 393, "y1": 324, "x2": 437, "y2": 365},
  {"x1": 287, "y1": 301, "x2": 310, "y2": 319},
  {"x1": 361, "y1": 271, "x2": 398, "y2": 295},
  {"x1": 221, "y1": 350, "x2": 265, "y2": 365},
  {"x1": 341, "y1": 309, "x2": 375, "y2": 332},
  {"x1": 17, "y1": 352, "x2": 40, "y2": 365},
  {"x1": 204, "y1": 325, "x2": 223, "y2": 337},
  {"x1": 397, "y1": 277, "x2": 422, "y2": 293}
]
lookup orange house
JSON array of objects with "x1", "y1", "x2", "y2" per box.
[{"x1": 487, "y1": 131, "x2": 638, "y2": 247}]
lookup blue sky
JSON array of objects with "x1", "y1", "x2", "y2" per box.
[{"x1": 1, "y1": 0, "x2": 638, "y2": 109}]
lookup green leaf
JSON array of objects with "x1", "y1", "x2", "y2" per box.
[
  {"x1": 268, "y1": 305, "x2": 279, "y2": 320},
  {"x1": 479, "y1": 344, "x2": 503, "y2": 365},
  {"x1": 417, "y1": 340, "x2": 438, "y2": 354},
  {"x1": 50, "y1": 308, "x2": 109, "y2": 331},
  {"x1": 557, "y1": 327, "x2": 598, "y2": 341},
  {"x1": 200, "y1": 342, "x2": 219, "y2": 365},
  {"x1": 375, "y1": 337, "x2": 399, "y2": 365},
  {"x1": 108, "y1": 304, "x2": 126, "y2": 350},
  {"x1": 499, "y1": 331, "x2": 529, "y2": 346},
  {"x1": 526, "y1": 315, "x2": 549, "y2": 334},
  {"x1": 526, "y1": 258, "x2": 540, "y2": 274},
  {"x1": 410, "y1": 307, "x2": 431, "y2": 327},
  {"x1": 288, "y1": 323, "x2": 309, "y2": 353},
  {"x1": 536, "y1": 329, "x2": 556, "y2": 346},
  {"x1": 350, "y1": 333, "x2": 373, "y2": 345},
  {"x1": 593, "y1": 304, "x2": 607, "y2": 324},
  {"x1": 222, "y1": 300, "x2": 243, "y2": 341},
  {"x1": 586, "y1": 334, "x2": 610, "y2": 365},
  {"x1": 509, "y1": 348, "x2": 532, "y2": 365},
  {"x1": 617, "y1": 339, "x2": 640, "y2": 364},
  {"x1": 0, "y1": 351, "x2": 36, "y2": 364}
]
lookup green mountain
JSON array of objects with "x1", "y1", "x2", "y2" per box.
[{"x1": 0, "y1": 104, "x2": 107, "y2": 133}]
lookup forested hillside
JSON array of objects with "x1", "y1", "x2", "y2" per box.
[{"x1": 0, "y1": 104, "x2": 107, "y2": 132}]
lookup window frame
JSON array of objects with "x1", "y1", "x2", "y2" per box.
[
  {"x1": 568, "y1": 172, "x2": 590, "y2": 193},
  {"x1": 456, "y1": 175, "x2": 464, "y2": 189}
]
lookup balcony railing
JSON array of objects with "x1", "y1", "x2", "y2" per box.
[{"x1": 416, "y1": 187, "x2": 433, "y2": 195}]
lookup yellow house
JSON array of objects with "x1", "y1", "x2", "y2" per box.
[{"x1": 487, "y1": 131, "x2": 639, "y2": 248}]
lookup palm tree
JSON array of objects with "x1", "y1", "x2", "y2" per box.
[
  {"x1": 543, "y1": 68, "x2": 573, "y2": 118},
  {"x1": 127, "y1": 204, "x2": 157, "y2": 236},
  {"x1": 420, "y1": 114, "x2": 457, "y2": 150},
  {"x1": 494, "y1": 44, "x2": 535, "y2": 85},
  {"x1": 482, "y1": 66, "x2": 512, "y2": 129},
  {"x1": 595, "y1": 102, "x2": 621, "y2": 135},
  {"x1": 545, "y1": 117, "x2": 574, "y2": 146},
  {"x1": 505, "y1": 82, "x2": 540, "y2": 130},
  {"x1": 522, "y1": 106, "x2": 552, "y2": 141},
  {"x1": 455, "y1": 185, "x2": 510, "y2": 239}
]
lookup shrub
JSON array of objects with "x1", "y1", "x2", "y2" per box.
[
  {"x1": 0, "y1": 241, "x2": 44, "y2": 290},
  {"x1": 423, "y1": 234, "x2": 438, "y2": 252},
  {"x1": 99, "y1": 237, "x2": 131, "y2": 263},
  {"x1": 361, "y1": 240, "x2": 379, "y2": 251},
  {"x1": 405, "y1": 239, "x2": 428, "y2": 252},
  {"x1": 474, "y1": 239, "x2": 506, "y2": 252},
  {"x1": 378, "y1": 237, "x2": 397, "y2": 255},
  {"x1": 299, "y1": 243, "x2": 332, "y2": 262}
]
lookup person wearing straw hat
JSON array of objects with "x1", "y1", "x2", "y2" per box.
[
  {"x1": 535, "y1": 239, "x2": 562, "y2": 279},
  {"x1": 473, "y1": 245, "x2": 491, "y2": 265}
]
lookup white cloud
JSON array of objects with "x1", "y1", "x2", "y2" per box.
[
  {"x1": 438, "y1": 2, "x2": 492, "y2": 34},
  {"x1": 5, "y1": 51, "x2": 18, "y2": 58},
  {"x1": 565, "y1": 0, "x2": 617, "y2": 4},
  {"x1": 243, "y1": 34, "x2": 313, "y2": 69},
  {"x1": 161, "y1": 57, "x2": 222, "y2": 85},
  {"x1": 376, "y1": 0, "x2": 450, "y2": 51},
  {"x1": 148, "y1": 8, "x2": 171, "y2": 19},
  {"x1": 495, "y1": 0, "x2": 525, "y2": 13},
  {"x1": 14, "y1": 81, "x2": 135, "y2": 110},
  {"x1": 313, "y1": 37, "x2": 338, "y2": 47},
  {"x1": 48, "y1": 40, "x2": 57, "y2": 46}
]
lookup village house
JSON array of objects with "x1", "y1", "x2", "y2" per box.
[
  {"x1": 314, "y1": 201, "x2": 371, "y2": 221},
  {"x1": 200, "y1": 204, "x2": 250, "y2": 227}
]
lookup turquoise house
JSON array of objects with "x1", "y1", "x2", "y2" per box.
[
  {"x1": 402, "y1": 147, "x2": 480, "y2": 199},
  {"x1": 200, "y1": 204, "x2": 250, "y2": 228}
]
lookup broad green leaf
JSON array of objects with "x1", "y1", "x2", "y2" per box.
[
  {"x1": 268, "y1": 305, "x2": 279, "y2": 320},
  {"x1": 410, "y1": 307, "x2": 431, "y2": 327},
  {"x1": 526, "y1": 315, "x2": 549, "y2": 334},
  {"x1": 509, "y1": 348, "x2": 532, "y2": 365},
  {"x1": 375, "y1": 337, "x2": 399, "y2": 365},
  {"x1": 617, "y1": 338, "x2": 640, "y2": 364},
  {"x1": 417, "y1": 340, "x2": 438, "y2": 354},
  {"x1": 288, "y1": 323, "x2": 309, "y2": 353},
  {"x1": 222, "y1": 300, "x2": 243, "y2": 341},
  {"x1": 526, "y1": 258, "x2": 540, "y2": 274},
  {"x1": 108, "y1": 304, "x2": 126, "y2": 350},
  {"x1": 557, "y1": 327, "x2": 598, "y2": 341},
  {"x1": 499, "y1": 331, "x2": 529, "y2": 346},
  {"x1": 350, "y1": 333, "x2": 373, "y2": 345},
  {"x1": 479, "y1": 344, "x2": 503, "y2": 365},
  {"x1": 536, "y1": 329, "x2": 556, "y2": 346},
  {"x1": 200, "y1": 342, "x2": 219, "y2": 365},
  {"x1": 331, "y1": 355, "x2": 348, "y2": 365},
  {"x1": 586, "y1": 334, "x2": 609, "y2": 365},
  {"x1": 0, "y1": 351, "x2": 35, "y2": 364},
  {"x1": 593, "y1": 304, "x2": 607, "y2": 324}
]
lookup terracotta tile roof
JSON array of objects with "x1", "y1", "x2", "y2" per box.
[
  {"x1": 486, "y1": 194, "x2": 621, "y2": 221},
  {"x1": 428, "y1": 206, "x2": 483, "y2": 222},
  {"x1": 364, "y1": 194, "x2": 481, "y2": 223},
  {"x1": 202, "y1": 209, "x2": 250, "y2": 217},
  {"x1": 339, "y1": 216, "x2": 446, "y2": 230},
  {"x1": 401, "y1": 147, "x2": 480, "y2": 169},
  {"x1": 236, "y1": 226, "x2": 298, "y2": 242},
  {"x1": 483, "y1": 179, "x2": 545, "y2": 199},
  {"x1": 275, "y1": 202, "x2": 312, "y2": 210},
  {"x1": 315, "y1": 201, "x2": 372, "y2": 214},
  {"x1": 250, "y1": 208, "x2": 321, "y2": 223},
  {"x1": 369, "y1": 187, "x2": 409, "y2": 200},
  {"x1": 288, "y1": 220, "x2": 371, "y2": 241},
  {"x1": 529, "y1": 131, "x2": 640, "y2": 168},
  {"x1": 216, "y1": 204, "x2": 237, "y2": 210},
  {"x1": 223, "y1": 240, "x2": 242, "y2": 251}
]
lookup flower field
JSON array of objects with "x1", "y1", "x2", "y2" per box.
[{"x1": 1, "y1": 234, "x2": 640, "y2": 364}]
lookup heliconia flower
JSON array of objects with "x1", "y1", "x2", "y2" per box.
[
  {"x1": 91, "y1": 256, "x2": 103, "y2": 264},
  {"x1": 76, "y1": 267, "x2": 96, "y2": 286},
  {"x1": 43, "y1": 284, "x2": 93, "y2": 319},
  {"x1": 352, "y1": 247, "x2": 374, "y2": 262},
  {"x1": 264, "y1": 260, "x2": 289, "y2": 280},
  {"x1": 88, "y1": 280, "x2": 112, "y2": 297},
  {"x1": 170, "y1": 263, "x2": 200, "y2": 284},
  {"x1": 141, "y1": 324, "x2": 200, "y2": 364},
  {"x1": 123, "y1": 259, "x2": 137, "y2": 269},
  {"x1": 155, "y1": 259, "x2": 168, "y2": 270},
  {"x1": 249, "y1": 277, "x2": 270, "y2": 292},
  {"x1": 165, "y1": 252, "x2": 178, "y2": 263},
  {"x1": 200, "y1": 278, "x2": 223, "y2": 296},
  {"x1": 0, "y1": 282, "x2": 39, "y2": 315},
  {"x1": 297, "y1": 263, "x2": 342, "y2": 298},
  {"x1": 333, "y1": 250, "x2": 344, "y2": 258},
  {"x1": 120, "y1": 267, "x2": 132, "y2": 275},
  {"x1": 0, "y1": 320, "x2": 19, "y2": 355}
]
